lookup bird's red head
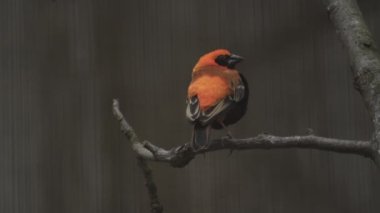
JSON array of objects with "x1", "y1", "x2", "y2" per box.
[{"x1": 193, "y1": 49, "x2": 244, "y2": 72}]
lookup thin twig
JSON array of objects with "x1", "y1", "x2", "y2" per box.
[{"x1": 113, "y1": 99, "x2": 163, "y2": 213}]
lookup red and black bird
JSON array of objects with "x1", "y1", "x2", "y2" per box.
[{"x1": 186, "y1": 49, "x2": 249, "y2": 150}]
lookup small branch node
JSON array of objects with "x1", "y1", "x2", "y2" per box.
[
  {"x1": 326, "y1": 2, "x2": 338, "y2": 16},
  {"x1": 306, "y1": 128, "x2": 315, "y2": 135}
]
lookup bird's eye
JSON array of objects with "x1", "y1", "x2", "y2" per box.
[{"x1": 215, "y1": 54, "x2": 229, "y2": 66}]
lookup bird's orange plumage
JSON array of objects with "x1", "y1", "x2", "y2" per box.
[
  {"x1": 192, "y1": 49, "x2": 231, "y2": 72},
  {"x1": 188, "y1": 49, "x2": 240, "y2": 110},
  {"x1": 188, "y1": 75, "x2": 230, "y2": 110},
  {"x1": 186, "y1": 49, "x2": 248, "y2": 151}
]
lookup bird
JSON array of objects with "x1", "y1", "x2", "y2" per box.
[{"x1": 186, "y1": 49, "x2": 249, "y2": 151}]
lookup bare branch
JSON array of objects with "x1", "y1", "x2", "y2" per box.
[
  {"x1": 147, "y1": 134, "x2": 378, "y2": 167},
  {"x1": 112, "y1": 100, "x2": 163, "y2": 213},
  {"x1": 113, "y1": 99, "x2": 378, "y2": 169},
  {"x1": 324, "y1": 0, "x2": 380, "y2": 150}
]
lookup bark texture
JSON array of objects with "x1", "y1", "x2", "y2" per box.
[{"x1": 325, "y1": 0, "x2": 380, "y2": 150}]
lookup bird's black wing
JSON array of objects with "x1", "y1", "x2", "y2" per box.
[
  {"x1": 186, "y1": 96, "x2": 201, "y2": 122},
  {"x1": 198, "y1": 98, "x2": 233, "y2": 125},
  {"x1": 229, "y1": 79, "x2": 246, "y2": 102},
  {"x1": 186, "y1": 95, "x2": 232, "y2": 125}
]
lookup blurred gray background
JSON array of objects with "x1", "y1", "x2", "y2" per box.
[{"x1": 1, "y1": 0, "x2": 380, "y2": 212}]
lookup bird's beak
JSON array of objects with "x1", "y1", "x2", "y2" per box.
[{"x1": 227, "y1": 54, "x2": 244, "y2": 68}]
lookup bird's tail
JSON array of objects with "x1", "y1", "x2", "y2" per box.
[{"x1": 191, "y1": 124, "x2": 211, "y2": 151}]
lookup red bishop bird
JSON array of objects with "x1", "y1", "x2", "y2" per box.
[{"x1": 186, "y1": 49, "x2": 249, "y2": 150}]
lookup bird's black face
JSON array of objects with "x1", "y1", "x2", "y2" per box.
[{"x1": 215, "y1": 54, "x2": 244, "y2": 69}]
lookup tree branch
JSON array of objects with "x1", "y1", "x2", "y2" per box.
[
  {"x1": 112, "y1": 100, "x2": 163, "y2": 213},
  {"x1": 113, "y1": 99, "x2": 379, "y2": 169},
  {"x1": 324, "y1": 0, "x2": 380, "y2": 151}
]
